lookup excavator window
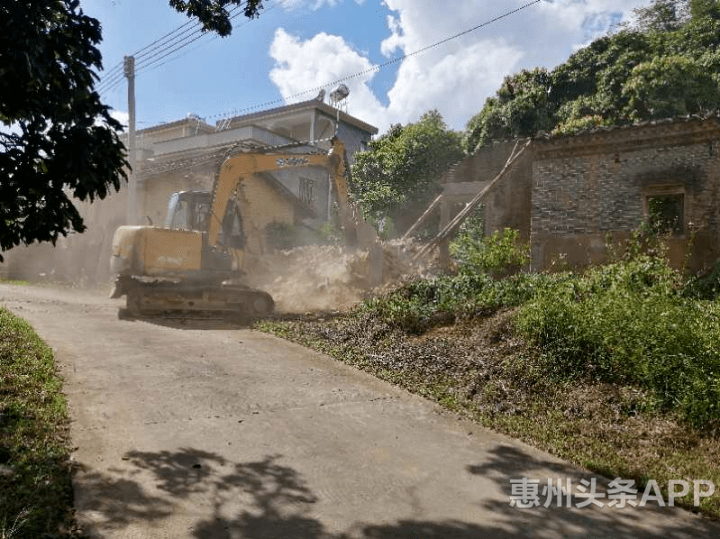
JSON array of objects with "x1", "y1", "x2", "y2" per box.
[
  {"x1": 169, "y1": 198, "x2": 190, "y2": 230},
  {"x1": 166, "y1": 192, "x2": 211, "y2": 232},
  {"x1": 193, "y1": 200, "x2": 210, "y2": 230}
]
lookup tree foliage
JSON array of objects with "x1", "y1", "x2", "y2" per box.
[
  {"x1": 351, "y1": 110, "x2": 464, "y2": 233},
  {"x1": 169, "y1": 0, "x2": 264, "y2": 36},
  {"x1": 628, "y1": 0, "x2": 689, "y2": 31},
  {"x1": 622, "y1": 55, "x2": 720, "y2": 120},
  {"x1": 464, "y1": 0, "x2": 720, "y2": 150},
  {"x1": 0, "y1": 1, "x2": 264, "y2": 259},
  {"x1": 463, "y1": 68, "x2": 554, "y2": 153},
  {"x1": 0, "y1": 1, "x2": 128, "y2": 258}
]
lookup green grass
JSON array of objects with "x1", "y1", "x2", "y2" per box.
[
  {"x1": 0, "y1": 308, "x2": 74, "y2": 538},
  {"x1": 515, "y1": 254, "x2": 720, "y2": 427}
]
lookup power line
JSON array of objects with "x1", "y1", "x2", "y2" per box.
[
  {"x1": 95, "y1": 1, "x2": 264, "y2": 94},
  {"x1": 136, "y1": 4, "x2": 272, "y2": 76},
  {"x1": 134, "y1": 4, "x2": 246, "y2": 69},
  {"x1": 131, "y1": 10, "x2": 199, "y2": 59},
  {"x1": 96, "y1": 17, "x2": 214, "y2": 94},
  {"x1": 212, "y1": 0, "x2": 542, "y2": 121},
  {"x1": 96, "y1": 71, "x2": 125, "y2": 94}
]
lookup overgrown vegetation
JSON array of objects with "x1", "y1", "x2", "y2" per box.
[
  {"x1": 0, "y1": 308, "x2": 74, "y2": 538},
  {"x1": 517, "y1": 253, "x2": 720, "y2": 428},
  {"x1": 463, "y1": 0, "x2": 720, "y2": 152},
  {"x1": 258, "y1": 224, "x2": 720, "y2": 518}
]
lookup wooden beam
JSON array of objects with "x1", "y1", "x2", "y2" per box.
[
  {"x1": 413, "y1": 138, "x2": 531, "y2": 261},
  {"x1": 401, "y1": 194, "x2": 443, "y2": 240}
]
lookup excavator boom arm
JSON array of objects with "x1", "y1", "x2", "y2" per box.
[{"x1": 207, "y1": 138, "x2": 349, "y2": 246}]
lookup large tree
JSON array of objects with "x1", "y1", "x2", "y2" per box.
[
  {"x1": 169, "y1": 0, "x2": 264, "y2": 36},
  {"x1": 0, "y1": 1, "x2": 263, "y2": 260},
  {"x1": 351, "y1": 110, "x2": 464, "y2": 235}
]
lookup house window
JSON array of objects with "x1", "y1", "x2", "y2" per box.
[
  {"x1": 299, "y1": 177, "x2": 315, "y2": 206},
  {"x1": 647, "y1": 193, "x2": 684, "y2": 235}
]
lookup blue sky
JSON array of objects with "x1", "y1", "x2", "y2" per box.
[{"x1": 85, "y1": 0, "x2": 650, "y2": 135}]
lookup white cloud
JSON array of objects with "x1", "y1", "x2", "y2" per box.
[
  {"x1": 109, "y1": 110, "x2": 129, "y2": 130},
  {"x1": 384, "y1": 39, "x2": 524, "y2": 129},
  {"x1": 277, "y1": 0, "x2": 340, "y2": 10},
  {"x1": 269, "y1": 29, "x2": 388, "y2": 128},
  {"x1": 269, "y1": 0, "x2": 653, "y2": 134}
]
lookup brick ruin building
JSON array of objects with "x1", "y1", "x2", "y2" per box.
[{"x1": 437, "y1": 115, "x2": 720, "y2": 273}]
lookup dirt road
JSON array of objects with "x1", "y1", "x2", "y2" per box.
[{"x1": 2, "y1": 283, "x2": 718, "y2": 538}]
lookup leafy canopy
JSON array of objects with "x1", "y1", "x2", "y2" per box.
[
  {"x1": 169, "y1": 0, "x2": 264, "y2": 36},
  {"x1": 351, "y1": 110, "x2": 463, "y2": 234},
  {"x1": 0, "y1": 1, "x2": 263, "y2": 259},
  {"x1": 463, "y1": 0, "x2": 720, "y2": 151}
]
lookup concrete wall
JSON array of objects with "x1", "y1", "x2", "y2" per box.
[
  {"x1": 335, "y1": 122, "x2": 372, "y2": 163},
  {"x1": 3, "y1": 186, "x2": 128, "y2": 284},
  {"x1": 273, "y1": 168, "x2": 330, "y2": 222},
  {"x1": 532, "y1": 118, "x2": 720, "y2": 272}
]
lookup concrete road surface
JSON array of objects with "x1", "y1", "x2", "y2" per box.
[{"x1": 2, "y1": 283, "x2": 719, "y2": 538}]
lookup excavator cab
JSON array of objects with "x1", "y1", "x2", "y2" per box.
[
  {"x1": 165, "y1": 191, "x2": 212, "y2": 232},
  {"x1": 165, "y1": 190, "x2": 245, "y2": 249}
]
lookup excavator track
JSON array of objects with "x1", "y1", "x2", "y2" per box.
[{"x1": 119, "y1": 279, "x2": 274, "y2": 322}]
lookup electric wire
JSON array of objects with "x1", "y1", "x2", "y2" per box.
[
  {"x1": 134, "y1": 4, "x2": 245, "y2": 71},
  {"x1": 212, "y1": 0, "x2": 542, "y2": 121},
  {"x1": 95, "y1": 9, "x2": 235, "y2": 94},
  {"x1": 96, "y1": 0, "x2": 540, "y2": 120},
  {"x1": 136, "y1": 3, "x2": 278, "y2": 77},
  {"x1": 95, "y1": 1, "x2": 261, "y2": 94}
]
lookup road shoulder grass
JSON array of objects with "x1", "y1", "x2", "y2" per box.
[{"x1": 0, "y1": 307, "x2": 75, "y2": 538}]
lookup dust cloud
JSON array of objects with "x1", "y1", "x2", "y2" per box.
[
  {"x1": 2, "y1": 230, "x2": 428, "y2": 316},
  {"x1": 1, "y1": 231, "x2": 114, "y2": 288},
  {"x1": 245, "y1": 241, "x2": 424, "y2": 314}
]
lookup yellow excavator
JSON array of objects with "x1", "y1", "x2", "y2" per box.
[{"x1": 109, "y1": 137, "x2": 361, "y2": 320}]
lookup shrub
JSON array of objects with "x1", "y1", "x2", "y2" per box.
[
  {"x1": 266, "y1": 221, "x2": 297, "y2": 250},
  {"x1": 450, "y1": 223, "x2": 530, "y2": 277},
  {"x1": 684, "y1": 259, "x2": 720, "y2": 300},
  {"x1": 516, "y1": 253, "x2": 720, "y2": 427}
]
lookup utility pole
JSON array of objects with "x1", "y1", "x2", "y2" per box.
[{"x1": 123, "y1": 55, "x2": 137, "y2": 225}]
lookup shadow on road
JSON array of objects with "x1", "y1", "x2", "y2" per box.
[
  {"x1": 464, "y1": 444, "x2": 718, "y2": 539},
  {"x1": 72, "y1": 444, "x2": 719, "y2": 539}
]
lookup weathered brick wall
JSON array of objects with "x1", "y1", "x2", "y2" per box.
[{"x1": 532, "y1": 118, "x2": 720, "y2": 271}]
